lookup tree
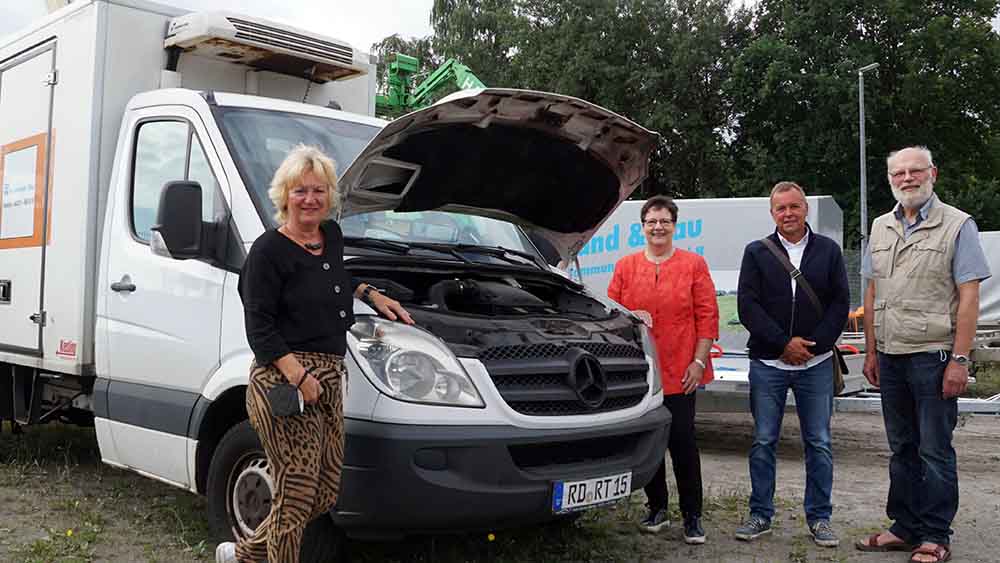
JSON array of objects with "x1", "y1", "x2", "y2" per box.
[
  {"x1": 725, "y1": 0, "x2": 1000, "y2": 244},
  {"x1": 386, "y1": 0, "x2": 1000, "y2": 240},
  {"x1": 429, "y1": 0, "x2": 740, "y2": 198},
  {"x1": 430, "y1": 0, "x2": 526, "y2": 87}
]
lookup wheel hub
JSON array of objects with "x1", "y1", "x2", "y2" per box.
[{"x1": 230, "y1": 455, "x2": 273, "y2": 538}]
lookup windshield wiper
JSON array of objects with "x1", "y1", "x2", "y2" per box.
[
  {"x1": 344, "y1": 236, "x2": 410, "y2": 254},
  {"x1": 344, "y1": 236, "x2": 472, "y2": 263},
  {"x1": 453, "y1": 244, "x2": 541, "y2": 267}
]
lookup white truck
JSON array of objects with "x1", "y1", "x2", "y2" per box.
[{"x1": 0, "y1": 0, "x2": 668, "y2": 557}]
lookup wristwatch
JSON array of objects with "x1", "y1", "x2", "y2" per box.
[
  {"x1": 361, "y1": 284, "x2": 380, "y2": 305},
  {"x1": 950, "y1": 353, "x2": 970, "y2": 367}
]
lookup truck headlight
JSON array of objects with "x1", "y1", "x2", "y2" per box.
[
  {"x1": 349, "y1": 317, "x2": 485, "y2": 407},
  {"x1": 638, "y1": 325, "x2": 663, "y2": 396}
]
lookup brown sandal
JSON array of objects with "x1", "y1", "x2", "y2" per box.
[
  {"x1": 909, "y1": 544, "x2": 951, "y2": 563},
  {"x1": 855, "y1": 533, "x2": 914, "y2": 552}
]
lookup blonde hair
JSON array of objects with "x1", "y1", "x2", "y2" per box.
[{"x1": 268, "y1": 144, "x2": 338, "y2": 224}]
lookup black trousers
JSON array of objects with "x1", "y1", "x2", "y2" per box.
[{"x1": 644, "y1": 392, "x2": 703, "y2": 517}]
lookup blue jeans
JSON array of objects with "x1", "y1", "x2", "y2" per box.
[
  {"x1": 748, "y1": 358, "x2": 833, "y2": 524},
  {"x1": 878, "y1": 351, "x2": 958, "y2": 546}
]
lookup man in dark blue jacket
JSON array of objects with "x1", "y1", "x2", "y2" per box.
[{"x1": 734, "y1": 182, "x2": 850, "y2": 548}]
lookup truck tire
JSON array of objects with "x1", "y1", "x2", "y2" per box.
[{"x1": 205, "y1": 420, "x2": 343, "y2": 563}]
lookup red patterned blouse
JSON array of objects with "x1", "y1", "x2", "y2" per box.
[{"x1": 608, "y1": 249, "x2": 720, "y2": 395}]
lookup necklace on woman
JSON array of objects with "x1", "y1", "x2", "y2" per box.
[{"x1": 281, "y1": 226, "x2": 323, "y2": 252}]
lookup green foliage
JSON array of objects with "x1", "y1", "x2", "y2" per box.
[
  {"x1": 373, "y1": 0, "x2": 1000, "y2": 238},
  {"x1": 430, "y1": 0, "x2": 526, "y2": 87},
  {"x1": 729, "y1": 0, "x2": 1000, "y2": 242}
]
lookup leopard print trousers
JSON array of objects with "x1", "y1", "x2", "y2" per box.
[{"x1": 236, "y1": 352, "x2": 345, "y2": 563}]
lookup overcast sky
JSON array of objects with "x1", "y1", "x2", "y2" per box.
[{"x1": 0, "y1": 0, "x2": 434, "y2": 52}]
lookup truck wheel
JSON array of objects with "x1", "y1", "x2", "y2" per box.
[
  {"x1": 206, "y1": 421, "x2": 270, "y2": 541},
  {"x1": 205, "y1": 420, "x2": 344, "y2": 562}
]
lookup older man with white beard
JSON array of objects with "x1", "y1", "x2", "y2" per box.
[{"x1": 855, "y1": 146, "x2": 990, "y2": 563}]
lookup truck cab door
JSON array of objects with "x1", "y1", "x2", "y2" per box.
[{"x1": 97, "y1": 106, "x2": 231, "y2": 488}]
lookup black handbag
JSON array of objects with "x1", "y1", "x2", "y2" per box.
[
  {"x1": 759, "y1": 238, "x2": 848, "y2": 395},
  {"x1": 266, "y1": 369, "x2": 309, "y2": 417}
]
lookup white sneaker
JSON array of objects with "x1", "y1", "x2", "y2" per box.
[{"x1": 215, "y1": 542, "x2": 237, "y2": 563}]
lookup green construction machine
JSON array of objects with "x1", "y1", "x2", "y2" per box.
[{"x1": 375, "y1": 53, "x2": 486, "y2": 118}]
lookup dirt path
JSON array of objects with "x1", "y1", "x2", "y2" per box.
[
  {"x1": 1, "y1": 412, "x2": 998, "y2": 562},
  {"x1": 637, "y1": 411, "x2": 1000, "y2": 562}
]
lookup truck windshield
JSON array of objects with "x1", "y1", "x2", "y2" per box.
[
  {"x1": 215, "y1": 107, "x2": 378, "y2": 227},
  {"x1": 341, "y1": 211, "x2": 544, "y2": 266}
]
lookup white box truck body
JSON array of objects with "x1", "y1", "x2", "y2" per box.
[{"x1": 0, "y1": 0, "x2": 668, "y2": 553}]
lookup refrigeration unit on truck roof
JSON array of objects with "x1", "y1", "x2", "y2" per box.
[{"x1": 164, "y1": 11, "x2": 368, "y2": 82}]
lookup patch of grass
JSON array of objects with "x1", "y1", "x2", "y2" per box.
[
  {"x1": 1, "y1": 424, "x2": 214, "y2": 562},
  {"x1": 148, "y1": 496, "x2": 213, "y2": 558},
  {"x1": 717, "y1": 295, "x2": 745, "y2": 332},
  {"x1": 348, "y1": 506, "x2": 640, "y2": 563},
  {"x1": 702, "y1": 486, "x2": 750, "y2": 521},
  {"x1": 11, "y1": 521, "x2": 102, "y2": 563},
  {"x1": 0, "y1": 422, "x2": 102, "y2": 467},
  {"x1": 786, "y1": 537, "x2": 809, "y2": 563}
]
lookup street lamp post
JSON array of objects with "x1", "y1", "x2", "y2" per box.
[{"x1": 858, "y1": 62, "x2": 878, "y2": 304}]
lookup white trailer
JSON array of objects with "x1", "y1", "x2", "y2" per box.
[{"x1": 1, "y1": 1, "x2": 670, "y2": 557}]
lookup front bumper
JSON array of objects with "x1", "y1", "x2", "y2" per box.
[{"x1": 332, "y1": 405, "x2": 670, "y2": 539}]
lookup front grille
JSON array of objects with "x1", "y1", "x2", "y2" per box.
[
  {"x1": 478, "y1": 342, "x2": 644, "y2": 362},
  {"x1": 479, "y1": 341, "x2": 649, "y2": 416},
  {"x1": 509, "y1": 433, "x2": 643, "y2": 469},
  {"x1": 491, "y1": 370, "x2": 646, "y2": 391},
  {"x1": 491, "y1": 373, "x2": 564, "y2": 388},
  {"x1": 228, "y1": 17, "x2": 355, "y2": 66},
  {"x1": 507, "y1": 395, "x2": 644, "y2": 416}
]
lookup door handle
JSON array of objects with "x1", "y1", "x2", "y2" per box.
[{"x1": 111, "y1": 275, "x2": 136, "y2": 293}]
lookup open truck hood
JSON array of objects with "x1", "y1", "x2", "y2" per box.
[{"x1": 338, "y1": 89, "x2": 658, "y2": 263}]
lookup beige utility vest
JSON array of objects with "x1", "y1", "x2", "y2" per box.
[{"x1": 869, "y1": 195, "x2": 968, "y2": 354}]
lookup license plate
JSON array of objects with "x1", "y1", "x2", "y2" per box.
[{"x1": 552, "y1": 471, "x2": 632, "y2": 513}]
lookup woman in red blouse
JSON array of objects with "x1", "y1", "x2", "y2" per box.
[{"x1": 608, "y1": 195, "x2": 719, "y2": 544}]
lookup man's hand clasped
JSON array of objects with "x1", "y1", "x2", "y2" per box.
[{"x1": 780, "y1": 336, "x2": 815, "y2": 365}]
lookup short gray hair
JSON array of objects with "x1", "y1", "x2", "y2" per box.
[
  {"x1": 886, "y1": 146, "x2": 934, "y2": 168},
  {"x1": 769, "y1": 181, "x2": 807, "y2": 201}
]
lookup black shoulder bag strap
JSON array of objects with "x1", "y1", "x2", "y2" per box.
[
  {"x1": 759, "y1": 237, "x2": 849, "y2": 376},
  {"x1": 759, "y1": 237, "x2": 823, "y2": 314}
]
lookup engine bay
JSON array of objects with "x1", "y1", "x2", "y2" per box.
[{"x1": 347, "y1": 262, "x2": 642, "y2": 357}]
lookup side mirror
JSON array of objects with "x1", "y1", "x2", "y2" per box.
[{"x1": 150, "y1": 180, "x2": 202, "y2": 259}]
